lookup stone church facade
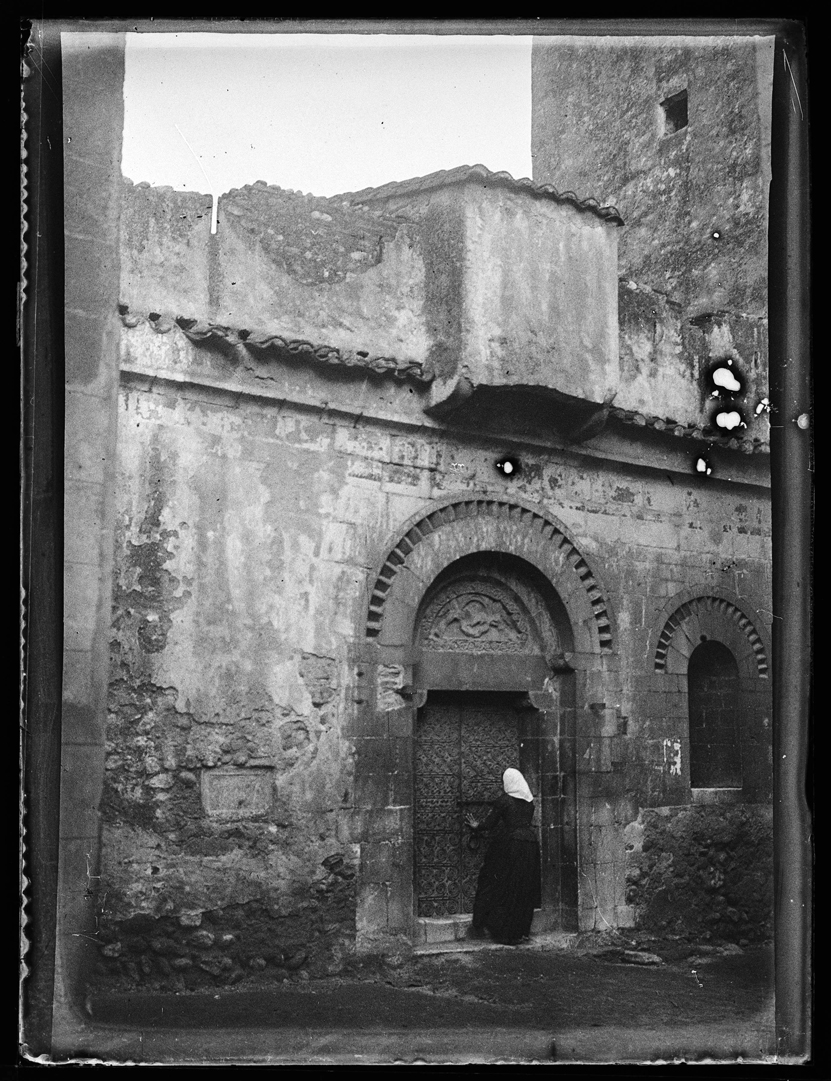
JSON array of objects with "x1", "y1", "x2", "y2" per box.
[
  {"x1": 97, "y1": 158, "x2": 773, "y2": 986},
  {"x1": 52, "y1": 35, "x2": 776, "y2": 995}
]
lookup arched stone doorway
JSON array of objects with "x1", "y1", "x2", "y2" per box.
[
  {"x1": 411, "y1": 553, "x2": 576, "y2": 938},
  {"x1": 349, "y1": 495, "x2": 616, "y2": 953}
]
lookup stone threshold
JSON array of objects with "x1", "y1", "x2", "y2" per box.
[
  {"x1": 415, "y1": 914, "x2": 475, "y2": 947},
  {"x1": 414, "y1": 930, "x2": 578, "y2": 957},
  {"x1": 415, "y1": 910, "x2": 560, "y2": 948}
]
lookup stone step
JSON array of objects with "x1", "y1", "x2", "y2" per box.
[
  {"x1": 415, "y1": 909, "x2": 558, "y2": 946},
  {"x1": 415, "y1": 915, "x2": 473, "y2": 945},
  {"x1": 414, "y1": 931, "x2": 578, "y2": 957}
]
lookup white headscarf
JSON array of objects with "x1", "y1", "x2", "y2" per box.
[{"x1": 503, "y1": 768, "x2": 533, "y2": 802}]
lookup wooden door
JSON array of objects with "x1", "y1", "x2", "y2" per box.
[{"x1": 414, "y1": 692, "x2": 523, "y2": 916}]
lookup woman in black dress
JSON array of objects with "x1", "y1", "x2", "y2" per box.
[{"x1": 464, "y1": 768, "x2": 542, "y2": 945}]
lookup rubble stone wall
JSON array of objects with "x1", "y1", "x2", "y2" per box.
[{"x1": 624, "y1": 804, "x2": 774, "y2": 943}]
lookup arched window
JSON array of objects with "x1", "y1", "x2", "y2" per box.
[{"x1": 688, "y1": 640, "x2": 742, "y2": 788}]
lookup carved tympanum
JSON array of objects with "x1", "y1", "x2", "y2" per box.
[{"x1": 418, "y1": 580, "x2": 537, "y2": 654}]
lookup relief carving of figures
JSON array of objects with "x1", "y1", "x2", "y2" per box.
[{"x1": 419, "y1": 580, "x2": 538, "y2": 654}]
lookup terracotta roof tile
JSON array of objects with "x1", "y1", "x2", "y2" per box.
[
  {"x1": 118, "y1": 307, "x2": 432, "y2": 384},
  {"x1": 608, "y1": 405, "x2": 768, "y2": 452},
  {"x1": 331, "y1": 164, "x2": 624, "y2": 225}
]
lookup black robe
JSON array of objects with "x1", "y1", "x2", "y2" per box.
[{"x1": 471, "y1": 793, "x2": 542, "y2": 943}]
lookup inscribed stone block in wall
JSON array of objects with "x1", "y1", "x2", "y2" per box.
[{"x1": 200, "y1": 767, "x2": 273, "y2": 817}]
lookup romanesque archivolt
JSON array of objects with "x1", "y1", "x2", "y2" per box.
[
  {"x1": 366, "y1": 497, "x2": 613, "y2": 652},
  {"x1": 654, "y1": 596, "x2": 768, "y2": 677}
]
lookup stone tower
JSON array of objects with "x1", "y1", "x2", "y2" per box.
[{"x1": 531, "y1": 36, "x2": 774, "y2": 323}]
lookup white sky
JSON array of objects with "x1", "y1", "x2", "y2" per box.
[{"x1": 122, "y1": 33, "x2": 533, "y2": 200}]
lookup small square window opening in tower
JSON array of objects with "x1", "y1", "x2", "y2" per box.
[{"x1": 661, "y1": 89, "x2": 688, "y2": 135}]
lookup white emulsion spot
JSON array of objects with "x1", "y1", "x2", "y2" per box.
[
  {"x1": 712, "y1": 367, "x2": 742, "y2": 393},
  {"x1": 715, "y1": 411, "x2": 744, "y2": 430}
]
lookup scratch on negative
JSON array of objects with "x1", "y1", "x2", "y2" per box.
[{"x1": 783, "y1": 53, "x2": 804, "y2": 120}]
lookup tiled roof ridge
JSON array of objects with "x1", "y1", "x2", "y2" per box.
[
  {"x1": 330, "y1": 164, "x2": 625, "y2": 226},
  {"x1": 117, "y1": 306, "x2": 432, "y2": 383},
  {"x1": 121, "y1": 170, "x2": 622, "y2": 226},
  {"x1": 607, "y1": 405, "x2": 769, "y2": 454}
]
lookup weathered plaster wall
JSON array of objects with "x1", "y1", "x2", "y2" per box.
[
  {"x1": 342, "y1": 179, "x2": 620, "y2": 412},
  {"x1": 531, "y1": 36, "x2": 774, "y2": 320},
  {"x1": 96, "y1": 321, "x2": 772, "y2": 988},
  {"x1": 99, "y1": 382, "x2": 366, "y2": 987},
  {"x1": 461, "y1": 187, "x2": 618, "y2": 404}
]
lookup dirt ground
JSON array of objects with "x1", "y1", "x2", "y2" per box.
[{"x1": 90, "y1": 931, "x2": 775, "y2": 1038}]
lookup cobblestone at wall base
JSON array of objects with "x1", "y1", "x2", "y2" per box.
[
  {"x1": 624, "y1": 804, "x2": 773, "y2": 944},
  {"x1": 92, "y1": 875, "x2": 357, "y2": 993}
]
